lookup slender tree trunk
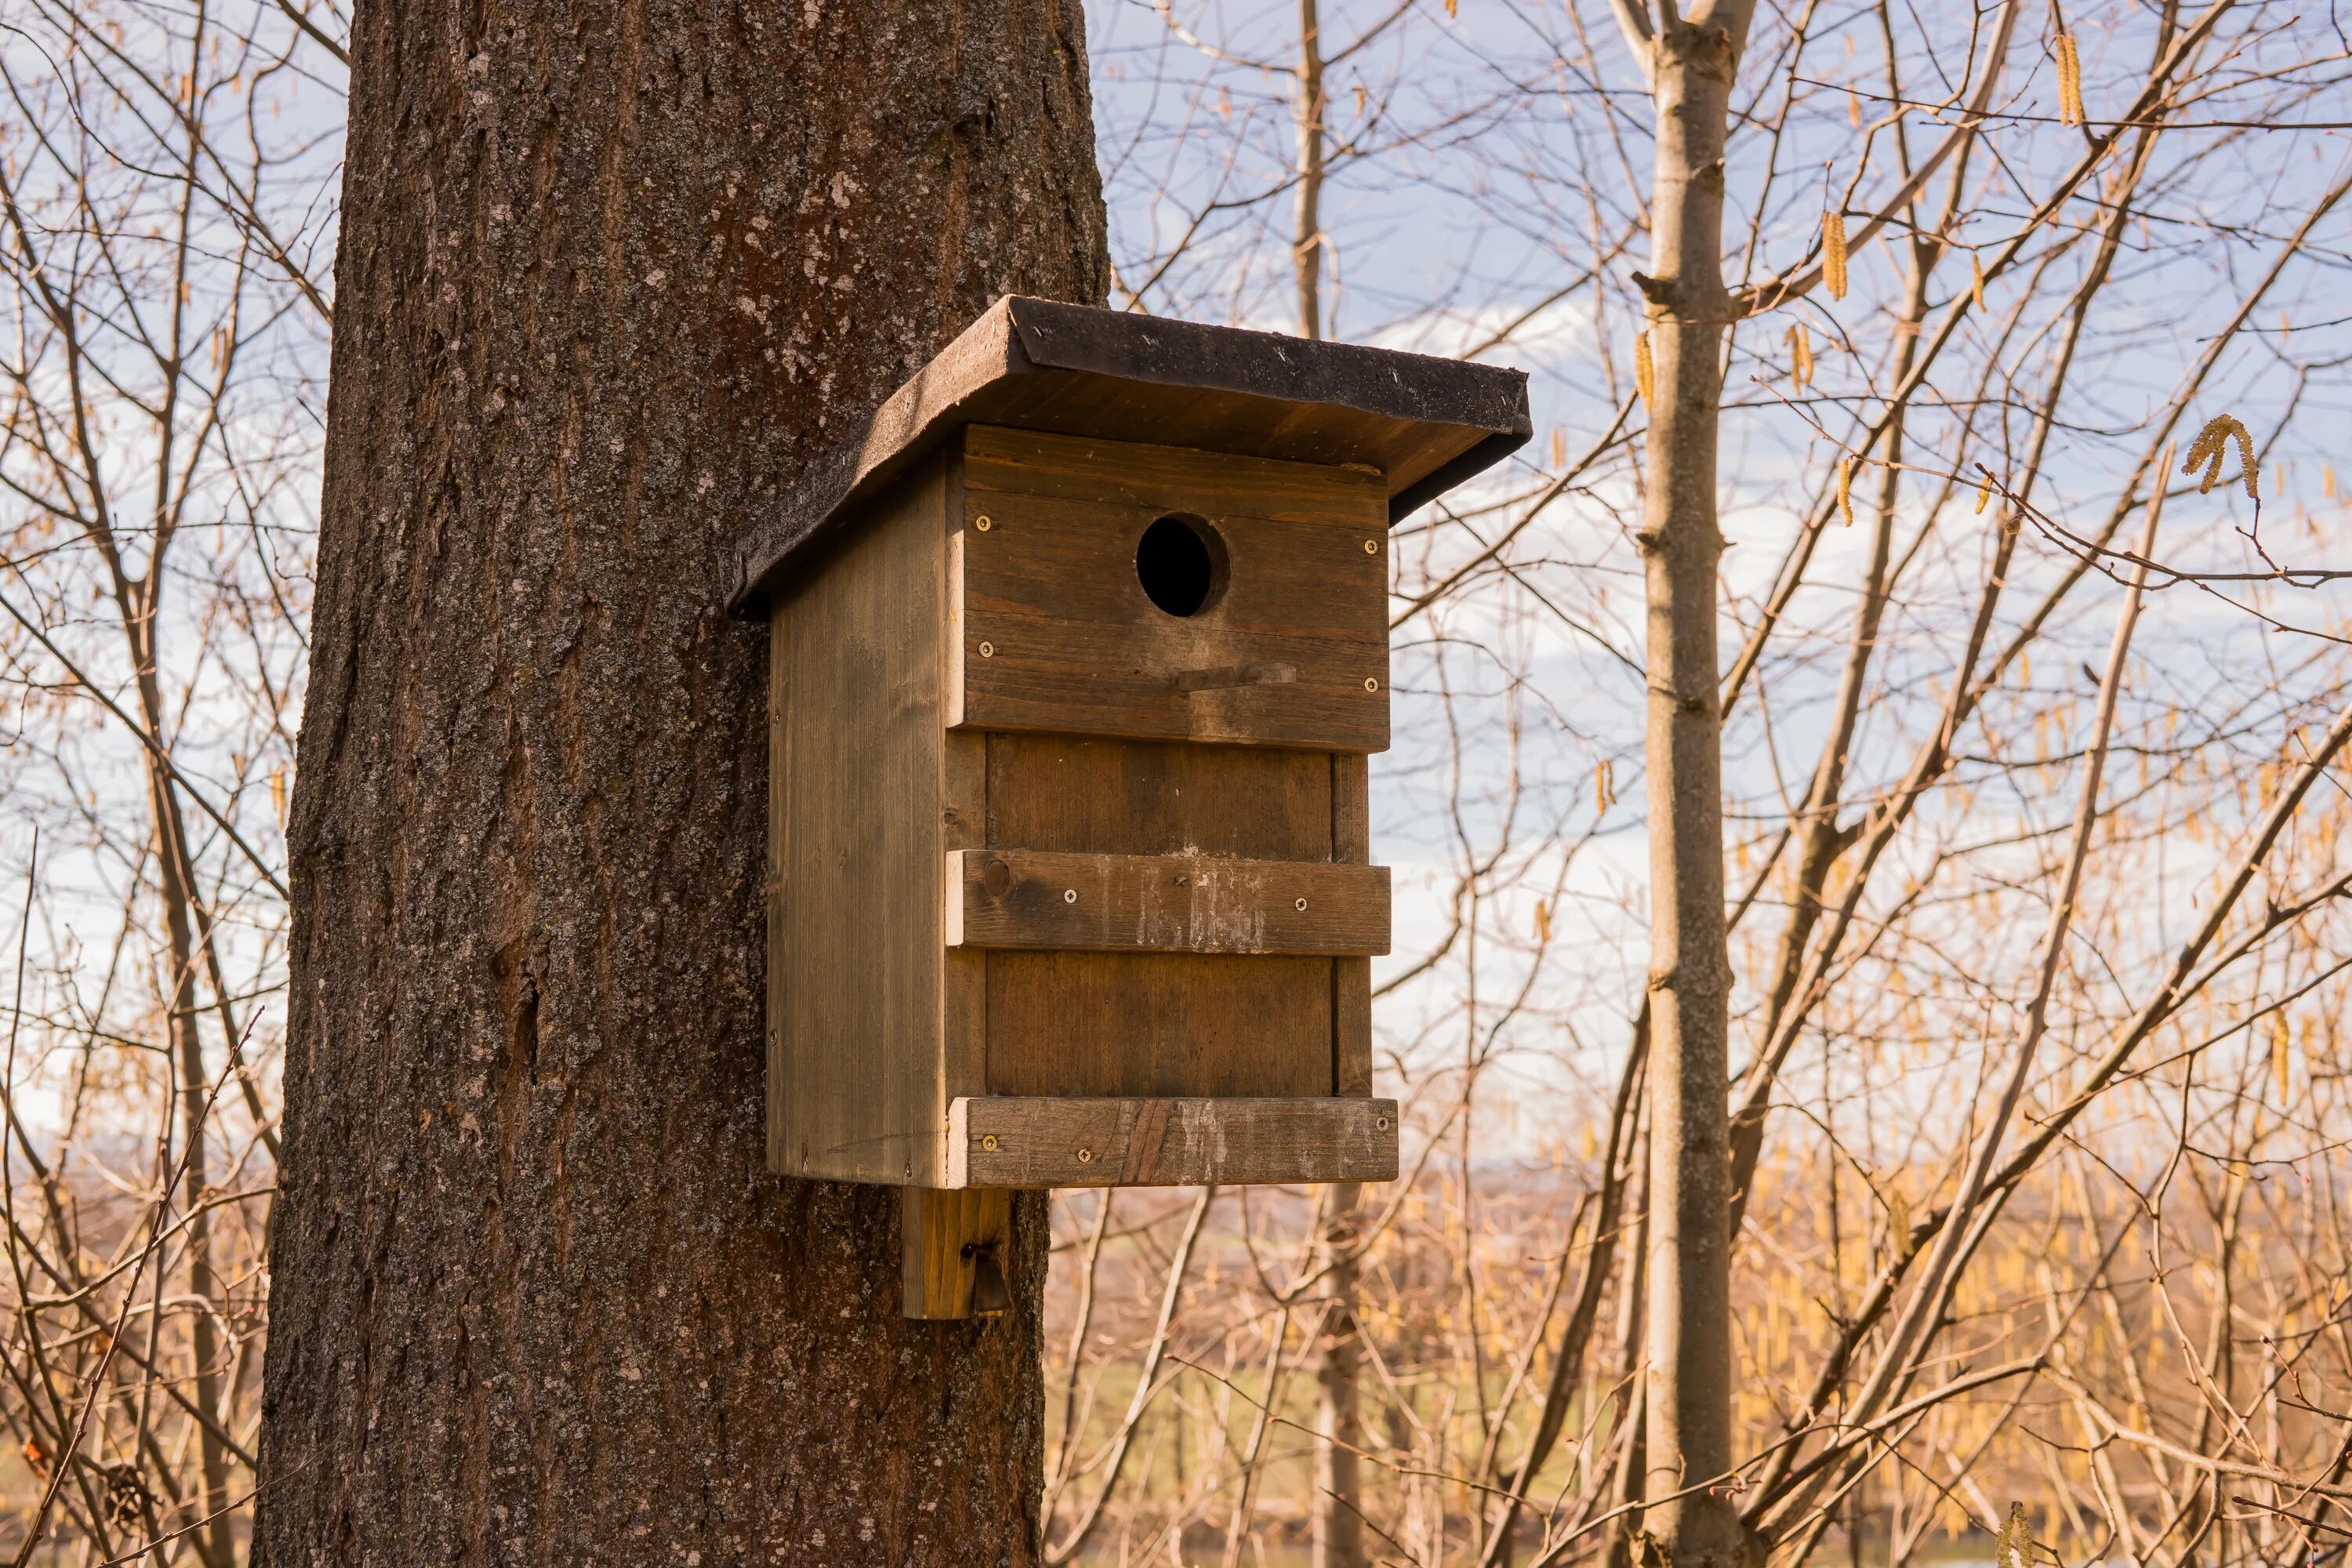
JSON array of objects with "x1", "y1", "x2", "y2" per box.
[
  {"x1": 126, "y1": 608, "x2": 234, "y2": 1568},
  {"x1": 256, "y1": 1, "x2": 1107, "y2": 1561},
  {"x1": 1312, "y1": 1181, "x2": 1365, "y2": 1568},
  {"x1": 1626, "y1": 7, "x2": 1756, "y2": 1568},
  {"x1": 1294, "y1": 13, "x2": 1364, "y2": 1561},
  {"x1": 1294, "y1": 0, "x2": 1326, "y2": 342}
]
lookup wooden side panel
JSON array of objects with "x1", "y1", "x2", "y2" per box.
[
  {"x1": 949, "y1": 1096, "x2": 1399, "y2": 1187},
  {"x1": 949, "y1": 850, "x2": 1389, "y2": 955},
  {"x1": 768, "y1": 456, "x2": 948, "y2": 1185},
  {"x1": 955, "y1": 426, "x2": 1391, "y2": 751},
  {"x1": 1333, "y1": 753, "x2": 1374, "y2": 1097}
]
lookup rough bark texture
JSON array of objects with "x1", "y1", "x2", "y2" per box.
[
  {"x1": 1632, "y1": 8, "x2": 1754, "y2": 1568},
  {"x1": 257, "y1": 1, "x2": 1108, "y2": 1562}
]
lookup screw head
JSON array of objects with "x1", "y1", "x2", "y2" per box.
[
  {"x1": 975, "y1": 515, "x2": 993, "y2": 532},
  {"x1": 1294, "y1": 897, "x2": 1308, "y2": 912},
  {"x1": 1363, "y1": 539, "x2": 1379, "y2": 554},
  {"x1": 1364, "y1": 677, "x2": 1380, "y2": 691},
  {"x1": 980, "y1": 1133, "x2": 999, "y2": 1152},
  {"x1": 1063, "y1": 887, "x2": 1079, "y2": 904},
  {"x1": 1076, "y1": 1147, "x2": 1094, "y2": 1163},
  {"x1": 1375, "y1": 1116, "x2": 1392, "y2": 1131},
  {"x1": 978, "y1": 641, "x2": 995, "y2": 658}
]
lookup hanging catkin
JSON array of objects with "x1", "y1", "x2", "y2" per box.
[
  {"x1": 1788, "y1": 322, "x2": 1813, "y2": 390},
  {"x1": 1970, "y1": 252, "x2": 1987, "y2": 310},
  {"x1": 1823, "y1": 211, "x2": 1849, "y2": 299},
  {"x1": 1837, "y1": 456, "x2": 1855, "y2": 525},
  {"x1": 2056, "y1": 32, "x2": 2084, "y2": 125},
  {"x1": 1634, "y1": 330, "x2": 1655, "y2": 406},
  {"x1": 2183, "y1": 414, "x2": 2259, "y2": 499}
]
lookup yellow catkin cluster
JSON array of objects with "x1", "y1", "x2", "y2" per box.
[
  {"x1": 2183, "y1": 414, "x2": 2259, "y2": 499},
  {"x1": 1837, "y1": 456, "x2": 1856, "y2": 525},
  {"x1": 1970, "y1": 252, "x2": 1987, "y2": 310},
  {"x1": 1595, "y1": 758, "x2": 1616, "y2": 814},
  {"x1": 2056, "y1": 32, "x2": 2085, "y2": 125},
  {"x1": 1634, "y1": 330, "x2": 1655, "y2": 406},
  {"x1": 1823, "y1": 211, "x2": 1849, "y2": 299},
  {"x1": 1788, "y1": 322, "x2": 1813, "y2": 390}
]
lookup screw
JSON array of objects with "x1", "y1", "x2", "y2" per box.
[
  {"x1": 975, "y1": 515, "x2": 993, "y2": 532},
  {"x1": 1076, "y1": 1147, "x2": 1094, "y2": 1163},
  {"x1": 1063, "y1": 888, "x2": 1079, "y2": 904},
  {"x1": 1364, "y1": 677, "x2": 1379, "y2": 691},
  {"x1": 978, "y1": 641, "x2": 996, "y2": 658},
  {"x1": 1375, "y1": 1116, "x2": 1391, "y2": 1131},
  {"x1": 980, "y1": 1133, "x2": 1000, "y2": 1152},
  {"x1": 1294, "y1": 897, "x2": 1308, "y2": 912},
  {"x1": 1363, "y1": 539, "x2": 1379, "y2": 554}
]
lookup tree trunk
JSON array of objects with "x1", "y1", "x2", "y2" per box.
[
  {"x1": 1312, "y1": 1181, "x2": 1365, "y2": 1568},
  {"x1": 256, "y1": 2, "x2": 1107, "y2": 1561},
  {"x1": 1628, "y1": 7, "x2": 1755, "y2": 1568}
]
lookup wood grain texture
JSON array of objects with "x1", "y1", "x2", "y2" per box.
[
  {"x1": 955, "y1": 426, "x2": 1391, "y2": 750},
  {"x1": 981, "y1": 731, "x2": 1341, "y2": 1100},
  {"x1": 263, "y1": 0, "x2": 1105, "y2": 1557},
  {"x1": 768, "y1": 456, "x2": 948, "y2": 1185},
  {"x1": 987, "y1": 732, "x2": 1335, "y2": 859},
  {"x1": 949, "y1": 849, "x2": 1388, "y2": 955},
  {"x1": 1332, "y1": 753, "x2": 1375, "y2": 1097},
  {"x1": 984, "y1": 952, "x2": 1334, "y2": 1098},
  {"x1": 901, "y1": 1186, "x2": 1012, "y2": 1319},
  {"x1": 948, "y1": 1096, "x2": 1399, "y2": 1187}
]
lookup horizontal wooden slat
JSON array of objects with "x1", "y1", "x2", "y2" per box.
[
  {"x1": 947, "y1": 1096, "x2": 1399, "y2": 1188},
  {"x1": 948, "y1": 850, "x2": 1389, "y2": 956}
]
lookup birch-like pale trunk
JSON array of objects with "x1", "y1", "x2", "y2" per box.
[{"x1": 1614, "y1": 5, "x2": 1757, "y2": 1566}]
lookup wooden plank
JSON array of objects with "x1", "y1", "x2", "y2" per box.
[
  {"x1": 767, "y1": 453, "x2": 949, "y2": 1185},
  {"x1": 953, "y1": 430, "x2": 1391, "y2": 751},
  {"x1": 1331, "y1": 753, "x2": 1375, "y2": 1098},
  {"x1": 981, "y1": 732, "x2": 1338, "y2": 1102},
  {"x1": 901, "y1": 1185, "x2": 1012, "y2": 1319},
  {"x1": 948, "y1": 850, "x2": 1388, "y2": 956},
  {"x1": 964, "y1": 423, "x2": 1386, "y2": 522},
  {"x1": 947, "y1": 1096, "x2": 1399, "y2": 1188},
  {"x1": 986, "y1": 733, "x2": 1334, "y2": 860},
  {"x1": 729, "y1": 296, "x2": 1532, "y2": 612},
  {"x1": 985, "y1": 953, "x2": 1334, "y2": 1098}
]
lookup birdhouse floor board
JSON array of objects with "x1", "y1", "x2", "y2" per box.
[
  {"x1": 946, "y1": 849, "x2": 1389, "y2": 955},
  {"x1": 946, "y1": 1095, "x2": 1399, "y2": 1188}
]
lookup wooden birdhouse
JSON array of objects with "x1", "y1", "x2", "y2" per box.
[{"x1": 729, "y1": 297, "x2": 1530, "y2": 1316}]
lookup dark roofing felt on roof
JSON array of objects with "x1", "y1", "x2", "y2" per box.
[{"x1": 728, "y1": 296, "x2": 1532, "y2": 616}]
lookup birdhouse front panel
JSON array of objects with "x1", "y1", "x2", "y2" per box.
[
  {"x1": 951, "y1": 425, "x2": 1391, "y2": 751},
  {"x1": 750, "y1": 296, "x2": 1530, "y2": 1200}
]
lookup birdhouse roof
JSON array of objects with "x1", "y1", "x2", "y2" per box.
[{"x1": 728, "y1": 296, "x2": 1531, "y2": 615}]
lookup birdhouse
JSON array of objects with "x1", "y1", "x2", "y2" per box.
[{"x1": 730, "y1": 297, "x2": 1529, "y2": 1316}]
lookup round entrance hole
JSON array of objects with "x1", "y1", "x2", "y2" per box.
[{"x1": 1135, "y1": 514, "x2": 1226, "y2": 617}]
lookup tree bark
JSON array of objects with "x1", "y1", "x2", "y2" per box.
[
  {"x1": 1624, "y1": 6, "x2": 1755, "y2": 1568},
  {"x1": 257, "y1": 2, "x2": 1107, "y2": 1562}
]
